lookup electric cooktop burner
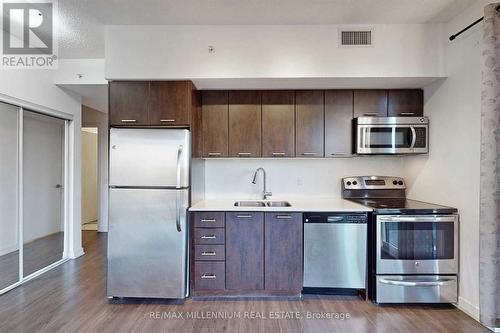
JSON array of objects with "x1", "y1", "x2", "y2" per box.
[{"x1": 341, "y1": 176, "x2": 457, "y2": 214}]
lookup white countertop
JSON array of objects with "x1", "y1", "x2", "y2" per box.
[{"x1": 189, "y1": 197, "x2": 372, "y2": 212}]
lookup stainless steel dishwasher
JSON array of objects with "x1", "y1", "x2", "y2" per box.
[{"x1": 303, "y1": 212, "x2": 368, "y2": 290}]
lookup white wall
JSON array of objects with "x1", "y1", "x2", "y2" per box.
[
  {"x1": 105, "y1": 24, "x2": 445, "y2": 80},
  {"x1": 82, "y1": 129, "x2": 99, "y2": 224},
  {"x1": 0, "y1": 69, "x2": 83, "y2": 259},
  {"x1": 404, "y1": 0, "x2": 491, "y2": 320},
  {"x1": 82, "y1": 105, "x2": 109, "y2": 232},
  {"x1": 205, "y1": 157, "x2": 404, "y2": 199}
]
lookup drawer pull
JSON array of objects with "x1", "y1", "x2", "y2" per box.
[
  {"x1": 201, "y1": 274, "x2": 217, "y2": 279},
  {"x1": 208, "y1": 152, "x2": 221, "y2": 156},
  {"x1": 238, "y1": 152, "x2": 252, "y2": 156},
  {"x1": 201, "y1": 219, "x2": 217, "y2": 223},
  {"x1": 302, "y1": 152, "x2": 317, "y2": 156},
  {"x1": 236, "y1": 215, "x2": 253, "y2": 219},
  {"x1": 272, "y1": 152, "x2": 285, "y2": 156},
  {"x1": 120, "y1": 119, "x2": 137, "y2": 123},
  {"x1": 363, "y1": 113, "x2": 378, "y2": 116},
  {"x1": 201, "y1": 235, "x2": 217, "y2": 239},
  {"x1": 201, "y1": 251, "x2": 216, "y2": 256},
  {"x1": 400, "y1": 112, "x2": 415, "y2": 116},
  {"x1": 330, "y1": 152, "x2": 346, "y2": 156},
  {"x1": 160, "y1": 119, "x2": 175, "y2": 122},
  {"x1": 276, "y1": 215, "x2": 292, "y2": 219}
]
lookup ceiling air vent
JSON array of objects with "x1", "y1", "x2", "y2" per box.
[{"x1": 339, "y1": 29, "x2": 373, "y2": 47}]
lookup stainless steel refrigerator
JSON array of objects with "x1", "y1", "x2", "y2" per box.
[{"x1": 107, "y1": 128, "x2": 190, "y2": 299}]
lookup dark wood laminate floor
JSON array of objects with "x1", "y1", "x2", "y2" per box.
[
  {"x1": 0, "y1": 232, "x2": 64, "y2": 290},
  {"x1": 0, "y1": 231, "x2": 489, "y2": 333}
]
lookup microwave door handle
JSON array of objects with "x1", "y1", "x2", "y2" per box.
[
  {"x1": 410, "y1": 126, "x2": 416, "y2": 149},
  {"x1": 364, "y1": 127, "x2": 371, "y2": 148}
]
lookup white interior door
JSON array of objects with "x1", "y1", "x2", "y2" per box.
[{"x1": 23, "y1": 111, "x2": 65, "y2": 277}]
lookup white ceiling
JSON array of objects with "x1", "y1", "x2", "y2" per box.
[{"x1": 57, "y1": 0, "x2": 476, "y2": 59}]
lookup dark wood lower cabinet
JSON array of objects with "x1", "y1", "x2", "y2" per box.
[
  {"x1": 192, "y1": 211, "x2": 303, "y2": 297},
  {"x1": 265, "y1": 213, "x2": 303, "y2": 294},
  {"x1": 225, "y1": 212, "x2": 264, "y2": 291}
]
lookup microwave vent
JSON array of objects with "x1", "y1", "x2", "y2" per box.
[{"x1": 339, "y1": 29, "x2": 373, "y2": 46}]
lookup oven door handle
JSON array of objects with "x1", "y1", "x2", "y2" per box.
[
  {"x1": 378, "y1": 216, "x2": 457, "y2": 223},
  {"x1": 379, "y1": 278, "x2": 454, "y2": 287},
  {"x1": 410, "y1": 126, "x2": 417, "y2": 149}
]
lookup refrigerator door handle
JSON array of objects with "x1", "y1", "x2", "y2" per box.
[
  {"x1": 176, "y1": 191, "x2": 181, "y2": 232},
  {"x1": 176, "y1": 145, "x2": 183, "y2": 189}
]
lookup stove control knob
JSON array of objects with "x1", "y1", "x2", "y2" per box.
[
  {"x1": 398, "y1": 181, "x2": 404, "y2": 185},
  {"x1": 352, "y1": 181, "x2": 358, "y2": 185},
  {"x1": 346, "y1": 181, "x2": 352, "y2": 186},
  {"x1": 393, "y1": 180, "x2": 398, "y2": 185}
]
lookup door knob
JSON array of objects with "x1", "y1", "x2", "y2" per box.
[{"x1": 55, "y1": 184, "x2": 63, "y2": 189}]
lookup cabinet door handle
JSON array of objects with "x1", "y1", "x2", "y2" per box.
[
  {"x1": 272, "y1": 152, "x2": 285, "y2": 156},
  {"x1": 201, "y1": 235, "x2": 217, "y2": 239},
  {"x1": 237, "y1": 152, "x2": 252, "y2": 156},
  {"x1": 302, "y1": 152, "x2": 317, "y2": 156},
  {"x1": 236, "y1": 215, "x2": 253, "y2": 219},
  {"x1": 201, "y1": 219, "x2": 217, "y2": 223},
  {"x1": 120, "y1": 119, "x2": 137, "y2": 123},
  {"x1": 201, "y1": 251, "x2": 216, "y2": 256},
  {"x1": 201, "y1": 274, "x2": 217, "y2": 279},
  {"x1": 276, "y1": 215, "x2": 292, "y2": 219},
  {"x1": 208, "y1": 152, "x2": 221, "y2": 156},
  {"x1": 400, "y1": 112, "x2": 415, "y2": 116},
  {"x1": 160, "y1": 119, "x2": 175, "y2": 122},
  {"x1": 363, "y1": 113, "x2": 378, "y2": 116}
]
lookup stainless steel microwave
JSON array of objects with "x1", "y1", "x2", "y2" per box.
[{"x1": 355, "y1": 117, "x2": 429, "y2": 154}]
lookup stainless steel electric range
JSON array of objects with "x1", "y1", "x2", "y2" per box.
[{"x1": 342, "y1": 176, "x2": 459, "y2": 304}]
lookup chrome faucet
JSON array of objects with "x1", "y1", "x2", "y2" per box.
[{"x1": 252, "y1": 167, "x2": 272, "y2": 200}]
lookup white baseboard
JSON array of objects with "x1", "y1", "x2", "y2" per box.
[
  {"x1": 457, "y1": 296, "x2": 480, "y2": 321},
  {"x1": 98, "y1": 224, "x2": 108, "y2": 232},
  {"x1": 0, "y1": 243, "x2": 19, "y2": 257}
]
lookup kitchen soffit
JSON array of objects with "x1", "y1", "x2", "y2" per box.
[{"x1": 58, "y1": 0, "x2": 475, "y2": 59}]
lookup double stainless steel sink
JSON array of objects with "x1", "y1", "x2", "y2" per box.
[{"x1": 234, "y1": 200, "x2": 292, "y2": 207}]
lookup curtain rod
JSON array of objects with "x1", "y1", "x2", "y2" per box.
[{"x1": 449, "y1": 4, "x2": 500, "y2": 41}]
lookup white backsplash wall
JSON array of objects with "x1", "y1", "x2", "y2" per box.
[{"x1": 204, "y1": 157, "x2": 405, "y2": 199}]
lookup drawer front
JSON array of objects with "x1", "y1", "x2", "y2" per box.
[
  {"x1": 194, "y1": 245, "x2": 225, "y2": 261},
  {"x1": 194, "y1": 262, "x2": 225, "y2": 290},
  {"x1": 376, "y1": 275, "x2": 457, "y2": 303},
  {"x1": 192, "y1": 212, "x2": 225, "y2": 228},
  {"x1": 194, "y1": 228, "x2": 225, "y2": 245}
]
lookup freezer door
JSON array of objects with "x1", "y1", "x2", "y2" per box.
[
  {"x1": 110, "y1": 128, "x2": 190, "y2": 187},
  {"x1": 107, "y1": 188, "x2": 189, "y2": 298}
]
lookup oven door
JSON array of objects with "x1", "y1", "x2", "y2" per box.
[
  {"x1": 356, "y1": 124, "x2": 428, "y2": 154},
  {"x1": 376, "y1": 215, "x2": 458, "y2": 274}
]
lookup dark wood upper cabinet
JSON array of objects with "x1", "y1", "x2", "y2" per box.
[
  {"x1": 264, "y1": 213, "x2": 303, "y2": 294},
  {"x1": 225, "y1": 212, "x2": 264, "y2": 291},
  {"x1": 388, "y1": 89, "x2": 424, "y2": 117},
  {"x1": 325, "y1": 90, "x2": 354, "y2": 157},
  {"x1": 295, "y1": 91, "x2": 324, "y2": 157},
  {"x1": 353, "y1": 90, "x2": 388, "y2": 117},
  {"x1": 149, "y1": 81, "x2": 192, "y2": 126},
  {"x1": 109, "y1": 81, "x2": 150, "y2": 126},
  {"x1": 228, "y1": 91, "x2": 262, "y2": 157},
  {"x1": 202, "y1": 91, "x2": 229, "y2": 157},
  {"x1": 261, "y1": 91, "x2": 295, "y2": 157}
]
